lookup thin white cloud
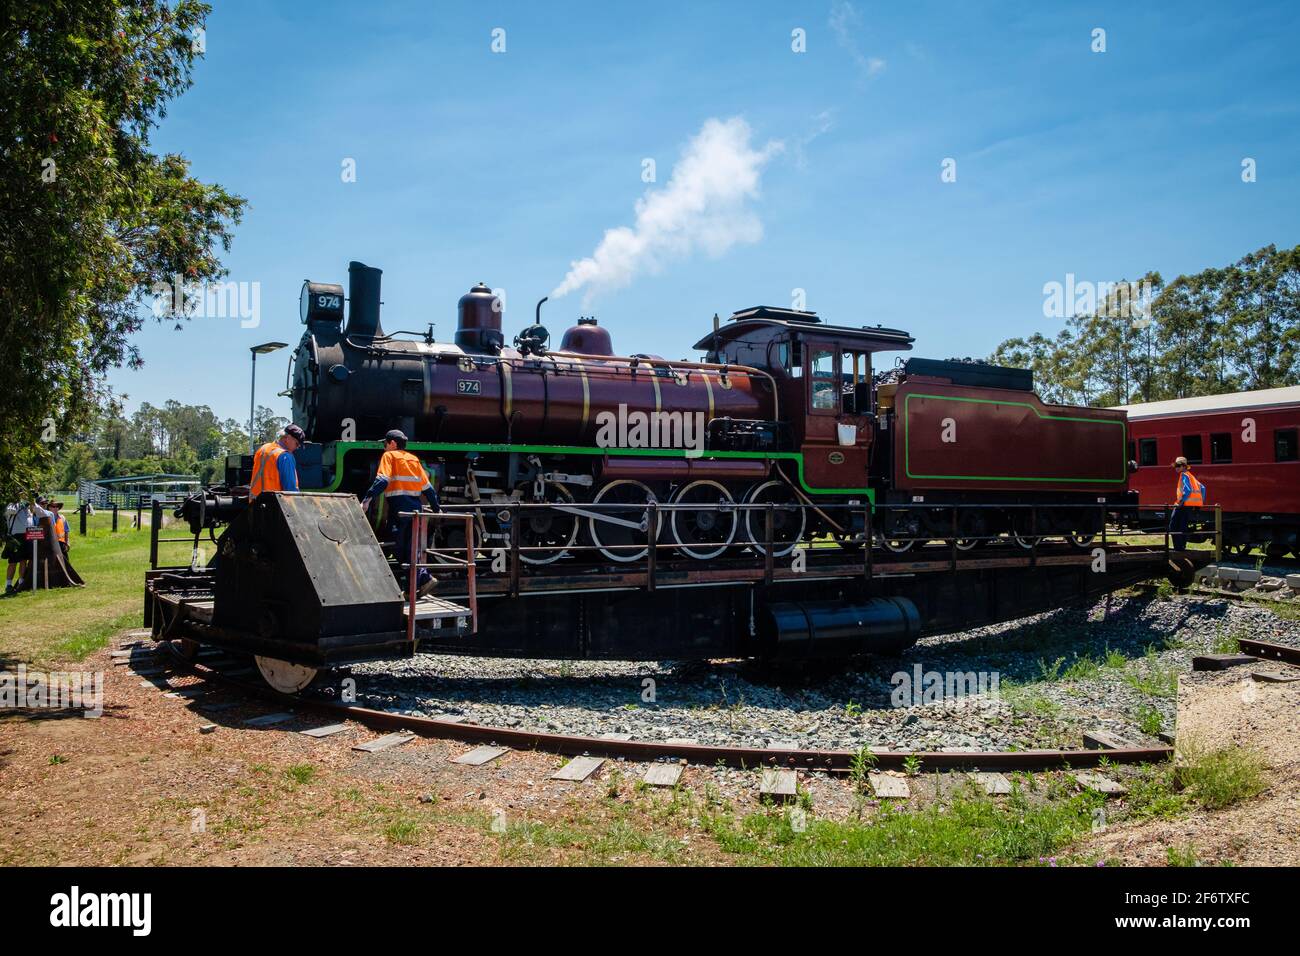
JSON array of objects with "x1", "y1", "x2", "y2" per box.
[
  {"x1": 794, "y1": 109, "x2": 836, "y2": 170},
  {"x1": 551, "y1": 117, "x2": 784, "y2": 304},
  {"x1": 829, "y1": 0, "x2": 887, "y2": 81}
]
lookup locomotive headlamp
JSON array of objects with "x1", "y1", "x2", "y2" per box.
[{"x1": 300, "y1": 280, "x2": 345, "y2": 324}]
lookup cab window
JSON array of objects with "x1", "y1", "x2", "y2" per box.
[
  {"x1": 841, "y1": 350, "x2": 871, "y2": 415},
  {"x1": 810, "y1": 349, "x2": 836, "y2": 411}
]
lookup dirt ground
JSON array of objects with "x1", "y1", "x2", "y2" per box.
[
  {"x1": 0, "y1": 634, "x2": 737, "y2": 866},
  {"x1": 3, "y1": 631, "x2": 1298, "y2": 866},
  {"x1": 1077, "y1": 667, "x2": 1300, "y2": 866}
]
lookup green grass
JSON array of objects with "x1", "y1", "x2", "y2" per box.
[
  {"x1": 0, "y1": 513, "x2": 172, "y2": 666},
  {"x1": 1123, "y1": 647, "x2": 1180, "y2": 699},
  {"x1": 1002, "y1": 682, "x2": 1062, "y2": 717},
  {"x1": 284, "y1": 764, "x2": 318, "y2": 785},
  {"x1": 1177, "y1": 738, "x2": 1268, "y2": 810},
  {"x1": 1133, "y1": 703, "x2": 1165, "y2": 737},
  {"x1": 1166, "y1": 844, "x2": 1199, "y2": 867},
  {"x1": 1212, "y1": 630, "x2": 1242, "y2": 654},
  {"x1": 704, "y1": 787, "x2": 1103, "y2": 866}
]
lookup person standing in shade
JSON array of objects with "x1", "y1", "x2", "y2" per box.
[
  {"x1": 248, "y1": 424, "x2": 305, "y2": 498},
  {"x1": 1168, "y1": 455, "x2": 1206, "y2": 552},
  {"x1": 3, "y1": 499, "x2": 32, "y2": 595},
  {"x1": 360, "y1": 429, "x2": 441, "y2": 597}
]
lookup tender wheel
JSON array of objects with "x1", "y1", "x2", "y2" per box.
[
  {"x1": 879, "y1": 510, "x2": 920, "y2": 553},
  {"x1": 1066, "y1": 532, "x2": 1096, "y2": 549},
  {"x1": 670, "y1": 480, "x2": 738, "y2": 560},
  {"x1": 516, "y1": 480, "x2": 580, "y2": 565},
  {"x1": 1009, "y1": 512, "x2": 1041, "y2": 550},
  {"x1": 954, "y1": 512, "x2": 987, "y2": 552},
  {"x1": 881, "y1": 535, "x2": 915, "y2": 554},
  {"x1": 742, "y1": 481, "x2": 806, "y2": 557},
  {"x1": 254, "y1": 655, "x2": 319, "y2": 695},
  {"x1": 589, "y1": 480, "x2": 661, "y2": 563}
]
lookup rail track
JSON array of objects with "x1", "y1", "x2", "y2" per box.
[{"x1": 153, "y1": 638, "x2": 1184, "y2": 773}]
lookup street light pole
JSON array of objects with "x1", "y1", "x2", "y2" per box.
[
  {"x1": 248, "y1": 350, "x2": 258, "y2": 454},
  {"x1": 249, "y1": 342, "x2": 289, "y2": 454}
]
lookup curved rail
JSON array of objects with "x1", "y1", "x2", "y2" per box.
[{"x1": 162, "y1": 641, "x2": 1173, "y2": 772}]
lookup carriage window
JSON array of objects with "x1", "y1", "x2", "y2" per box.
[
  {"x1": 1181, "y1": 435, "x2": 1203, "y2": 464},
  {"x1": 1138, "y1": 438, "x2": 1157, "y2": 466},
  {"x1": 1210, "y1": 433, "x2": 1232, "y2": 464},
  {"x1": 1277, "y1": 428, "x2": 1299, "y2": 463},
  {"x1": 810, "y1": 349, "x2": 836, "y2": 410},
  {"x1": 789, "y1": 339, "x2": 802, "y2": 378}
]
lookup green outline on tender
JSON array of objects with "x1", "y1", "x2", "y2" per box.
[
  {"x1": 309, "y1": 440, "x2": 874, "y2": 500},
  {"x1": 903, "y1": 392, "x2": 1127, "y2": 483}
]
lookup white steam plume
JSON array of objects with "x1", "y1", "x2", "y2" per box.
[{"x1": 551, "y1": 117, "x2": 784, "y2": 304}]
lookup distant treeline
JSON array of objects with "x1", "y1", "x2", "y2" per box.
[
  {"x1": 47, "y1": 399, "x2": 287, "y2": 491},
  {"x1": 988, "y1": 244, "x2": 1300, "y2": 407}
]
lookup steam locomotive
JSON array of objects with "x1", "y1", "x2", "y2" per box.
[{"x1": 274, "y1": 261, "x2": 1133, "y2": 564}]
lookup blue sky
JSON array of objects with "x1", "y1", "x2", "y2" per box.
[{"x1": 110, "y1": 0, "x2": 1300, "y2": 424}]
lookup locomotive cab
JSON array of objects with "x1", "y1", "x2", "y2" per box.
[{"x1": 694, "y1": 307, "x2": 914, "y2": 491}]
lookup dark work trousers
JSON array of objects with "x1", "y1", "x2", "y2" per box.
[
  {"x1": 386, "y1": 494, "x2": 432, "y2": 589},
  {"x1": 1168, "y1": 505, "x2": 1191, "y2": 552}
]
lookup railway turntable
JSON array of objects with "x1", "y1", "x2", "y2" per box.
[{"x1": 143, "y1": 490, "x2": 1210, "y2": 691}]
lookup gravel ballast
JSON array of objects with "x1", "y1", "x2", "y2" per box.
[{"x1": 341, "y1": 594, "x2": 1300, "y2": 753}]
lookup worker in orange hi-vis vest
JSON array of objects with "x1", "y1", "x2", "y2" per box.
[
  {"x1": 360, "y1": 429, "x2": 441, "y2": 596},
  {"x1": 1168, "y1": 455, "x2": 1207, "y2": 553},
  {"x1": 51, "y1": 502, "x2": 70, "y2": 555},
  {"x1": 248, "y1": 424, "x2": 306, "y2": 497}
]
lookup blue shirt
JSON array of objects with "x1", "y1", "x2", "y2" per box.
[{"x1": 276, "y1": 448, "x2": 298, "y2": 492}]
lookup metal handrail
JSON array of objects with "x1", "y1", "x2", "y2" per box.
[{"x1": 404, "y1": 511, "x2": 478, "y2": 643}]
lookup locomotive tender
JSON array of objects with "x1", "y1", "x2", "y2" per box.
[{"x1": 280, "y1": 261, "x2": 1134, "y2": 563}]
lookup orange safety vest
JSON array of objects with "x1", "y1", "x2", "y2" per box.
[
  {"x1": 1176, "y1": 471, "x2": 1205, "y2": 507},
  {"x1": 249, "y1": 441, "x2": 286, "y2": 497},
  {"x1": 54, "y1": 515, "x2": 68, "y2": 544},
  {"x1": 376, "y1": 449, "x2": 431, "y2": 497}
]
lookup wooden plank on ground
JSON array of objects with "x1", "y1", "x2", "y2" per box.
[
  {"x1": 1192, "y1": 653, "x2": 1256, "y2": 671},
  {"x1": 300, "y1": 723, "x2": 350, "y2": 738},
  {"x1": 1252, "y1": 669, "x2": 1300, "y2": 684},
  {"x1": 1074, "y1": 771, "x2": 1127, "y2": 795},
  {"x1": 1083, "y1": 730, "x2": 1131, "y2": 750},
  {"x1": 352, "y1": 732, "x2": 414, "y2": 753},
  {"x1": 452, "y1": 745, "x2": 508, "y2": 766},
  {"x1": 759, "y1": 768, "x2": 798, "y2": 801},
  {"x1": 644, "y1": 763, "x2": 683, "y2": 788},
  {"x1": 969, "y1": 772, "x2": 1012, "y2": 795},
  {"x1": 868, "y1": 772, "x2": 911, "y2": 799},
  {"x1": 551, "y1": 755, "x2": 604, "y2": 781},
  {"x1": 243, "y1": 712, "x2": 294, "y2": 728}
]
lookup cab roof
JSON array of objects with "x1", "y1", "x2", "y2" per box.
[{"x1": 692, "y1": 305, "x2": 914, "y2": 352}]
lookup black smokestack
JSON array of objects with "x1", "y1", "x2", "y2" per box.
[{"x1": 347, "y1": 261, "x2": 384, "y2": 339}]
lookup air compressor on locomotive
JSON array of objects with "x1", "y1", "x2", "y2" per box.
[{"x1": 249, "y1": 261, "x2": 1133, "y2": 564}]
